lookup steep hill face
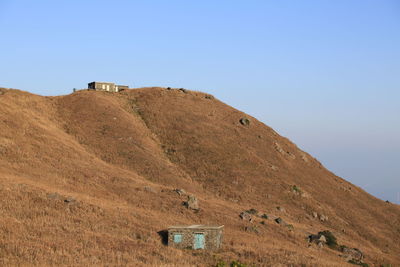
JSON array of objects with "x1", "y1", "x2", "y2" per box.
[{"x1": 0, "y1": 87, "x2": 399, "y2": 266}]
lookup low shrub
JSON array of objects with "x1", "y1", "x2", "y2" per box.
[
  {"x1": 292, "y1": 185, "x2": 301, "y2": 193},
  {"x1": 215, "y1": 261, "x2": 227, "y2": 267},
  {"x1": 286, "y1": 224, "x2": 294, "y2": 230},
  {"x1": 230, "y1": 260, "x2": 248, "y2": 267}
]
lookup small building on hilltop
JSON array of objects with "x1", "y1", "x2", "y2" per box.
[
  {"x1": 168, "y1": 225, "x2": 223, "y2": 250},
  {"x1": 88, "y1": 82, "x2": 129, "y2": 92}
]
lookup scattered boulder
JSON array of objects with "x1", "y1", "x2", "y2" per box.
[
  {"x1": 275, "y1": 217, "x2": 288, "y2": 226},
  {"x1": 319, "y1": 214, "x2": 329, "y2": 222},
  {"x1": 274, "y1": 142, "x2": 296, "y2": 159},
  {"x1": 179, "y1": 88, "x2": 187, "y2": 93},
  {"x1": 300, "y1": 152, "x2": 309, "y2": 162},
  {"x1": 270, "y1": 165, "x2": 279, "y2": 171},
  {"x1": 166, "y1": 87, "x2": 172, "y2": 90},
  {"x1": 239, "y1": 211, "x2": 253, "y2": 222},
  {"x1": 164, "y1": 147, "x2": 176, "y2": 154},
  {"x1": 274, "y1": 142, "x2": 285, "y2": 154},
  {"x1": 319, "y1": 235, "x2": 327, "y2": 243},
  {"x1": 286, "y1": 224, "x2": 294, "y2": 231},
  {"x1": 287, "y1": 152, "x2": 296, "y2": 159},
  {"x1": 308, "y1": 233, "x2": 327, "y2": 247},
  {"x1": 318, "y1": 230, "x2": 337, "y2": 249},
  {"x1": 276, "y1": 206, "x2": 286, "y2": 213},
  {"x1": 244, "y1": 226, "x2": 260, "y2": 234},
  {"x1": 300, "y1": 191, "x2": 310, "y2": 198},
  {"x1": 47, "y1": 192, "x2": 61, "y2": 200},
  {"x1": 184, "y1": 195, "x2": 199, "y2": 210},
  {"x1": 144, "y1": 186, "x2": 157, "y2": 193},
  {"x1": 312, "y1": 212, "x2": 318, "y2": 219},
  {"x1": 205, "y1": 94, "x2": 214, "y2": 100},
  {"x1": 173, "y1": 188, "x2": 186, "y2": 196},
  {"x1": 239, "y1": 117, "x2": 250, "y2": 126},
  {"x1": 64, "y1": 197, "x2": 76, "y2": 204},
  {"x1": 340, "y1": 246, "x2": 364, "y2": 263},
  {"x1": 268, "y1": 214, "x2": 279, "y2": 221},
  {"x1": 291, "y1": 185, "x2": 302, "y2": 195}
]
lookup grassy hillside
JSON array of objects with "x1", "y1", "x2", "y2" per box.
[{"x1": 0, "y1": 87, "x2": 399, "y2": 266}]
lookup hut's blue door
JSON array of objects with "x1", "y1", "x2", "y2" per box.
[{"x1": 194, "y1": 233, "x2": 205, "y2": 249}]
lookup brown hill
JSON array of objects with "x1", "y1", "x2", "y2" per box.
[{"x1": 0, "y1": 86, "x2": 399, "y2": 266}]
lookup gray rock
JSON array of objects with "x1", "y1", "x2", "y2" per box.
[
  {"x1": 341, "y1": 247, "x2": 364, "y2": 262},
  {"x1": 185, "y1": 195, "x2": 199, "y2": 210},
  {"x1": 276, "y1": 206, "x2": 286, "y2": 212},
  {"x1": 47, "y1": 193, "x2": 61, "y2": 200},
  {"x1": 268, "y1": 214, "x2": 279, "y2": 221},
  {"x1": 319, "y1": 214, "x2": 328, "y2": 222},
  {"x1": 244, "y1": 226, "x2": 260, "y2": 234},
  {"x1": 319, "y1": 235, "x2": 327, "y2": 243},
  {"x1": 239, "y1": 212, "x2": 253, "y2": 222},
  {"x1": 144, "y1": 186, "x2": 157, "y2": 193},
  {"x1": 274, "y1": 142, "x2": 285, "y2": 154},
  {"x1": 174, "y1": 188, "x2": 186, "y2": 195},
  {"x1": 239, "y1": 117, "x2": 250, "y2": 126},
  {"x1": 270, "y1": 165, "x2": 278, "y2": 171},
  {"x1": 275, "y1": 217, "x2": 287, "y2": 226},
  {"x1": 64, "y1": 197, "x2": 76, "y2": 204}
]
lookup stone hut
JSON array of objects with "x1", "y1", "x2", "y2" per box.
[
  {"x1": 168, "y1": 225, "x2": 224, "y2": 250},
  {"x1": 88, "y1": 82, "x2": 129, "y2": 92}
]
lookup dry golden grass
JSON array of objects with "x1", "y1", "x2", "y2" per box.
[{"x1": 0, "y1": 87, "x2": 399, "y2": 266}]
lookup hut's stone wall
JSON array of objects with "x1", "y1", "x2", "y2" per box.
[
  {"x1": 88, "y1": 82, "x2": 129, "y2": 93},
  {"x1": 168, "y1": 225, "x2": 223, "y2": 250}
]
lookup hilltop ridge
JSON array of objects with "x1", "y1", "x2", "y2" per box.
[{"x1": 0, "y1": 87, "x2": 399, "y2": 266}]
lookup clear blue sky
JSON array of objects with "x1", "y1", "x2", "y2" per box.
[{"x1": 1, "y1": 0, "x2": 399, "y2": 203}]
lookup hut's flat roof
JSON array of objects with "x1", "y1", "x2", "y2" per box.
[
  {"x1": 169, "y1": 225, "x2": 224, "y2": 230},
  {"x1": 88, "y1": 81, "x2": 115, "y2": 84}
]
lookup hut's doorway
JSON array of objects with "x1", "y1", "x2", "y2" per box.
[{"x1": 194, "y1": 233, "x2": 205, "y2": 249}]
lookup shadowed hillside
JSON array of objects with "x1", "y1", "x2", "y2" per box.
[{"x1": 0, "y1": 87, "x2": 399, "y2": 266}]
